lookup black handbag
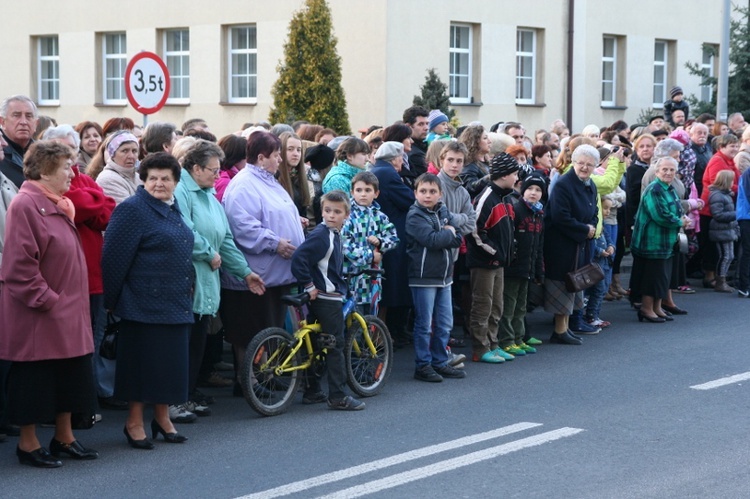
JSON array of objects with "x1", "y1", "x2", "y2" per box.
[
  {"x1": 99, "y1": 313, "x2": 119, "y2": 360},
  {"x1": 564, "y1": 243, "x2": 605, "y2": 293}
]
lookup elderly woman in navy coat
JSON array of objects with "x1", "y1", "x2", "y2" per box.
[
  {"x1": 102, "y1": 153, "x2": 194, "y2": 449},
  {"x1": 370, "y1": 141, "x2": 414, "y2": 345},
  {"x1": 543, "y1": 145, "x2": 600, "y2": 345}
]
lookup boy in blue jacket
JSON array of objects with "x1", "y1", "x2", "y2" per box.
[
  {"x1": 291, "y1": 190, "x2": 365, "y2": 411},
  {"x1": 406, "y1": 173, "x2": 464, "y2": 382}
]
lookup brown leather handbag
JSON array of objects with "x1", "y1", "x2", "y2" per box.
[{"x1": 564, "y1": 243, "x2": 605, "y2": 292}]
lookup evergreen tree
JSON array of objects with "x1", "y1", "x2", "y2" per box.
[
  {"x1": 269, "y1": 0, "x2": 350, "y2": 134},
  {"x1": 684, "y1": 4, "x2": 750, "y2": 118},
  {"x1": 413, "y1": 69, "x2": 455, "y2": 119}
]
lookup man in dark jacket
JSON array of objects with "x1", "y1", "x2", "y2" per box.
[
  {"x1": 0, "y1": 95, "x2": 38, "y2": 189},
  {"x1": 403, "y1": 106, "x2": 429, "y2": 176}
]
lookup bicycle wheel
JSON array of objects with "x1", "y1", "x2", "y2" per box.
[
  {"x1": 241, "y1": 327, "x2": 301, "y2": 416},
  {"x1": 345, "y1": 314, "x2": 393, "y2": 397}
]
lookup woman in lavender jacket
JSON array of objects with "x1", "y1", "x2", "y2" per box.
[{"x1": 221, "y1": 132, "x2": 305, "y2": 386}]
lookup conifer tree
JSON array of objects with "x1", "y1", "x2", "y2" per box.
[
  {"x1": 269, "y1": 0, "x2": 350, "y2": 134},
  {"x1": 413, "y1": 69, "x2": 455, "y2": 119}
]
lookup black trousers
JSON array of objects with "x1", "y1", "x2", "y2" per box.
[
  {"x1": 188, "y1": 314, "x2": 212, "y2": 395},
  {"x1": 307, "y1": 299, "x2": 348, "y2": 401}
]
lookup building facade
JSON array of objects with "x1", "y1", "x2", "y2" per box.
[{"x1": 0, "y1": 0, "x2": 728, "y2": 137}]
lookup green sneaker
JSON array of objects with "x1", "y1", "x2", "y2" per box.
[
  {"x1": 474, "y1": 351, "x2": 505, "y2": 364},
  {"x1": 526, "y1": 337, "x2": 543, "y2": 346},
  {"x1": 492, "y1": 348, "x2": 515, "y2": 361},
  {"x1": 518, "y1": 342, "x2": 537, "y2": 354},
  {"x1": 503, "y1": 345, "x2": 527, "y2": 356}
]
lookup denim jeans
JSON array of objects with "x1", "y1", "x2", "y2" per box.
[
  {"x1": 585, "y1": 261, "x2": 609, "y2": 320},
  {"x1": 91, "y1": 294, "x2": 116, "y2": 398},
  {"x1": 411, "y1": 286, "x2": 452, "y2": 368}
]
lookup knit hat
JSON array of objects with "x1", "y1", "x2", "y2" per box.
[
  {"x1": 374, "y1": 141, "x2": 404, "y2": 162},
  {"x1": 428, "y1": 110, "x2": 449, "y2": 131},
  {"x1": 107, "y1": 131, "x2": 138, "y2": 158},
  {"x1": 669, "y1": 129, "x2": 690, "y2": 146},
  {"x1": 520, "y1": 172, "x2": 548, "y2": 201},
  {"x1": 489, "y1": 152, "x2": 519, "y2": 179},
  {"x1": 670, "y1": 86, "x2": 683, "y2": 98},
  {"x1": 304, "y1": 144, "x2": 335, "y2": 170}
]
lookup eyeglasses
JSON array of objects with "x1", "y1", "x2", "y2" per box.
[
  {"x1": 203, "y1": 167, "x2": 220, "y2": 176},
  {"x1": 574, "y1": 161, "x2": 596, "y2": 169}
]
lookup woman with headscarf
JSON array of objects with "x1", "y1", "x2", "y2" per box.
[{"x1": 95, "y1": 130, "x2": 141, "y2": 205}]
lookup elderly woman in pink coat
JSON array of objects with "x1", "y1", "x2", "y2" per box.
[{"x1": 0, "y1": 142, "x2": 98, "y2": 468}]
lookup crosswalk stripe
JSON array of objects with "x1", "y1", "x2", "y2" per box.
[
  {"x1": 690, "y1": 371, "x2": 750, "y2": 390},
  {"x1": 238, "y1": 422, "x2": 542, "y2": 499},
  {"x1": 318, "y1": 427, "x2": 585, "y2": 499}
]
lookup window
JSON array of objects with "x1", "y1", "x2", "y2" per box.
[
  {"x1": 164, "y1": 29, "x2": 190, "y2": 103},
  {"x1": 515, "y1": 29, "x2": 536, "y2": 104},
  {"x1": 227, "y1": 25, "x2": 257, "y2": 103},
  {"x1": 700, "y1": 45, "x2": 716, "y2": 103},
  {"x1": 103, "y1": 32, "x2": 127, "y2": 104},
  {"x1": 449, "y1": 24, "x2": 472, "y2": 103},
  {"x1": 601, "y1": 36, "x2": 617, "y2": 106},
  {"x1": 37, "y1": 36, "x2": 60, "y2": 105},
  {"x1": 653, "y1": 40, "x2": 668, "y2": 107}
]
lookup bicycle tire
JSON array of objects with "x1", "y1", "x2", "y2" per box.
[
  {"x1": 345, "y1": 314, "x2": 393, "y2": 397},
  {"x1": 241, "y1": 327, "x2": 301, "y2": 416}
]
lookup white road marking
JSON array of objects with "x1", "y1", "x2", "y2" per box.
[
  {"x1": 318, "y1": 427, "x2": 584, "y2": 499},
  {"x1": 238, "y1": 422, "x2": 542, "y2": 499},
  {"x1": 690, "y1": 371, "x2": 750, "y2": 390}
]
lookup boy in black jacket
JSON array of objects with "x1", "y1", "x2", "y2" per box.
[
  {"x1": 405, "y1": 173, "x2": 464, "y2": 382},
  {"x1": 466, "y1": 153, "x2": 518, "y2": 364},
  {"x1": 291, "y1": 190, "x2": 365, "y2": 411},
  {"x1": 499, "y1": 173, "x2": 547, "y2": 356}
]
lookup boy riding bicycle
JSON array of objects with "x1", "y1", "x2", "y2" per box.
[{"x1": 291, "y1": 190, "x2": 366, "y2": 411}]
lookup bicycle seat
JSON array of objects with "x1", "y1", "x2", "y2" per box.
[{"x1": 281, "y1": 292, "x2": 310, "y2": 307}]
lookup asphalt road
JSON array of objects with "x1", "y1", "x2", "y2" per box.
[{"x1": 2, "y1": 277, "x2": 750, "y2": 498}]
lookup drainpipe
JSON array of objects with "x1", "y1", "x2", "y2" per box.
[{"x1": 566, "y1": 0, "x2": 575, "y2": 129}]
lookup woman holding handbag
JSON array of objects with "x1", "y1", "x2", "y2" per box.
[
  {"x1": 631, "y1": 157, "x2": 690, "y2": 322},
  {"x1": 543, "y1": 145, "x2": 600, "y2": 345}
]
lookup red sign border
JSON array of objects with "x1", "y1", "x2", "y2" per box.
[{"x1": 124, "y1": 51, "x2": 171, "y2": 115}]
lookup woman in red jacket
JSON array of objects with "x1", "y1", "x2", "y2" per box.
[
  {"x1": 698, "y1": 134, "x2": 740, "y2": 287},
  {"x1": 0, "y1": 142, "x2": 98, "y2": 468}
]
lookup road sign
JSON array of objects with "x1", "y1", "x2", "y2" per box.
[{"x1": 124, "y1": 51, "x2": 171, "y2": 115}]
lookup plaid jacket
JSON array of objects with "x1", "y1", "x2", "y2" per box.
[
  {"x1": 631, "y1": 179, "x2": 684, "y2": 259},
  {"x1": 341, "y1": 199, "x2": 399, "y2": 304}
]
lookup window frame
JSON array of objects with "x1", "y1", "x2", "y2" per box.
[
  {"x1": 700, "y1": 45, "x2": 716, "y2": 103},
  {"x1": 515, "y1": 28, "x2": 536, "y2": 105},
  {"x1": 37, "y1": 35, "x2": 60, "y2": 105},
  {"x1": 163, "y1": 28, "x2": 190, "y2": 104},
  {"x1": 102, "y1": 32, "x2": 127, "y2": 105},
  {"x1": 652, "y1": 40, "x2": 668, "y2": 108},
  {"x1": 601, "y1": 36, "x2": 617, "y2": 107},
  {"x1": 449, "y1": 23, "x2": 472, "y2": 104},
  {"x1": 227, "y1": 25, "x2": 258, "y2": 104}
]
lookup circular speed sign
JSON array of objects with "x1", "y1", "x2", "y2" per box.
[{"x1": 124, "y1": 52, "x2": 171, "y2": 115}]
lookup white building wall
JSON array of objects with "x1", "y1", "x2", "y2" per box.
[{"x1": 0, "y1": 0, "x2": 730, "y2": 137}]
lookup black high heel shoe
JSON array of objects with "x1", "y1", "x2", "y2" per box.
[
  {"x1": 637, "y1": 312, "x2": 666, "y2": 323},
  {"x1": 151, "y1": 420, "x2": 188, "y2": 443},
  {"x1": 123, "y1": 426, "x2": 155, "y2": 450},
  {"x1": 49, "y1": 438, "x2": 99, "y2": 460},
  {"x1": 655, "y1": 311, "x2": 674, "y2": 321},
  {"x1": 662, "y1": 304, "x2": 688, "y2": 315}
]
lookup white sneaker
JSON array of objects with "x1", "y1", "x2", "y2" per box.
[
  {"x1": 449, "y1": 352, "x2": 467, "y2": 367},
  {"x1": 169, "y1": 404, "x2": 197, "y2": 423},
  {"x1": 184, "y1": 400, "x2": 211, "y2": 417}
]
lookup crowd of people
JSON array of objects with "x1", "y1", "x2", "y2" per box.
[{"x1": 1, "y1": 88, "x2": 749, "y2": 467}]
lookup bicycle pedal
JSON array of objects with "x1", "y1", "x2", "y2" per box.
[{"x1": 316, "y1": 333, "x2": 337, "y2": 349}]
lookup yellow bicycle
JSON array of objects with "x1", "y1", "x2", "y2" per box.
[{"x1": 240, "y1": 269, "x2": 393, "y2": 416}]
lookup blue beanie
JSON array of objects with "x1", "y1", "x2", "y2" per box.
[{"x1": 428, "y1": 110, "x2": 449, "y2": 131}]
